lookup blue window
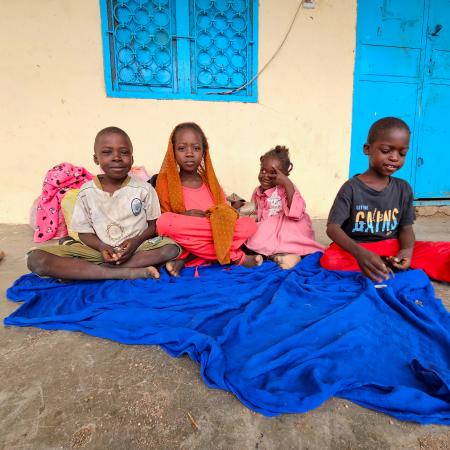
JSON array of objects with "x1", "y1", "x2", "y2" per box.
[{"x1": 99, "y1": 0, "x2": 258, "y2": 102}]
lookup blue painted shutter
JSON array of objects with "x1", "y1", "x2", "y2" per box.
[
  {"x1": 190, "y1": 0, "x2": 257, "y2": 100},
  {"x1": 101, "y1": 0, "x2": 177, "y2": 96},
  {"x1": 100, "y1": 0, "x2": 258, "y2": 102}
]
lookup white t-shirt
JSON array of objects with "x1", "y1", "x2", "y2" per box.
[{"x1": 71, "y1": 176, "x2": 161, "y2": 246}]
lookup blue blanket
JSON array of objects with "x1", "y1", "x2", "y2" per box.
[{"x1": 5, "y1": 253, "x2": 450, "y2": 424}]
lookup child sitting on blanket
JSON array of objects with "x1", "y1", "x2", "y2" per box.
[
  {"x1": 245, "y1": 146, "x2": 324, "y2": 269},
  {"x1": 156, "y1": 122, "x2": 261, "y2": 276},
  {"x1": 27, "y1": 127, "x2": 180, "y2": 280},
  {"x1": 321, "y1": 117, "x2": 450, "y2": 283}
]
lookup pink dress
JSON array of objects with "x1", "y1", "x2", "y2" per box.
[
  {"x1": 245, "y1": 185, "x2": 324, "y2": 256},
  {"x1": 182, "y1": 184, "x2": 217, "y2": 209},
  {"x1": 156, "y1": 183, "x2": 256, "y2": 264}
]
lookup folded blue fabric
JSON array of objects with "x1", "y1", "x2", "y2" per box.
[{"x1": 5, "y1": 253, "x2": 450, "y2": 424}]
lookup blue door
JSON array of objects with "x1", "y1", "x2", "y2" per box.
[
  {"x1": 415, "y1": 0, "x2": 450, "y2": 198},
  {"x1": 350, "y1": 0, "x2": 450, "y2": 200}
]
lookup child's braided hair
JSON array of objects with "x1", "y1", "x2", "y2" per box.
[{"x1": 260, "y1": 145, "x2": 293, "y2": 174}]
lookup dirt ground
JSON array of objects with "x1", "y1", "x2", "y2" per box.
[{"x1": 1, "y1": 219, "x2": 449, "y2": 450}]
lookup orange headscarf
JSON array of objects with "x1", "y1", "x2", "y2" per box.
[{"x1": 156, "y1": 126, "x2": 238, "y2": 264}]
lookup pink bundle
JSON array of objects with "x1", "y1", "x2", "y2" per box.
[{"x1": 34, "y1": 163, "x2": 93, "y2": 243}]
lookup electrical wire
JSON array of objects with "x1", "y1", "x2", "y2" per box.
[{"x1": 209, "y1": 0, "x2": 305, "y2": 96}]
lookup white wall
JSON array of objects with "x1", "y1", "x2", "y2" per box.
[{"x1": 0, "y1": 0, "x2": 356, "y2": 223}]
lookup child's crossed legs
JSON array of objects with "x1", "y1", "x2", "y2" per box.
[{"x1": 27, "y1": 238, "x2": 181, "y2": 280}]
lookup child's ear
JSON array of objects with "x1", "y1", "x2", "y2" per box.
[
  {"x1": 363, "y1": 144, "x2": 370, "y2": 155},
  {"x1": 93, "y1": 153, "x2": 99, "y2": 165}
]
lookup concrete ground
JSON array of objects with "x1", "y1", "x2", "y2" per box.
[{"x1": 1, "y1": 219, "x2": 449, "y2": 450}]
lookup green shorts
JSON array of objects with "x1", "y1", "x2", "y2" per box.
[{"x1": 28, "y1": 236, "x2": 181, "y2": 264}]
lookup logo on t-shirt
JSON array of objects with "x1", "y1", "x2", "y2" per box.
[
  {"x1": 131, "y1": 198, "x2": 142, "y2": 216},
  {"x1": 352, "y1": 205, "x2": 399, "y2": 235}
]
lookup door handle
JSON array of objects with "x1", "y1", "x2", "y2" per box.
[
  {"x1": 417, "y1": 157, "x2": 424, "y2": 167},
  {"x1": 429, "y1": 24, "x2": 443, "y2": 37}
]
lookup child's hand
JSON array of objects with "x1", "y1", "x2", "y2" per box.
[
  {"x1": 271, "y1": 166, "x2": 290, "y2": 187},
  {"x1": 114, "y1": 237, "x2": 140, "y2": 263},
  {"x1": 183, "y1": 209, "x2": 206, "y2": 217},
  {"x1": 231, "y1": 199, "x2": 246, "y2": 210},
  {"x1": 388, "y1": 255, "x2": 411, "y2": 271},
  {"x1": 99, "y1": 244, "x2": 120, "y2": 264},
  {"x1": 355, "y1": 247, "x2": 391, "y2": 282}
]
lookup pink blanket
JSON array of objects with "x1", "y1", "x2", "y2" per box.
[{"x1": 34, "y1": 163, "x2": 93, "y2": 243}]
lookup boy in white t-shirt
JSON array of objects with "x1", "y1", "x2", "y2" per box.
[{"x1": 27, "y1": 127, "x2": 180, "y2": 280}]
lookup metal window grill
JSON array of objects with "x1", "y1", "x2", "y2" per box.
[
  {"x1": 192, "y1": 0, "x2": 254, "y2": 94},
  {"x1": 100, "y1": 0, "x2": 258, "y2": 101},
  {"x1": 105, "y1": 0, "x2": 175, "y2": 91}
]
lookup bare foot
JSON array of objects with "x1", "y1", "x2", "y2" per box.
[
  {"x1": 273, "y1": 254, "x2": 301, "y2": 270},
  {"x1": 239, "y1": 254, "x2": 263, "y2": 268},
  {"x1": 166, "y1": 259, "x2": 186, "y2": 277},
  {"x1": 127, "y1": 266, "x2": 160, "y2": 279}
]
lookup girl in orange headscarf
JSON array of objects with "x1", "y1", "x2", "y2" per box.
[{"x1": 156, "y1": 122, "x2": 262, "y2": 276}]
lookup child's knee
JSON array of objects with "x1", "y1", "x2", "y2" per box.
[
  {"x1": 236, "y1": 216, "x2": 257, "y2": 237},
  {"x1": 27, "y1": 250, "x2": 50, "y2": 276},
  {"x1": 320, "y1": 246, "x2": 355, "y2": 271},
  {"x1": 319, "y1": 249, "x2": 334, "y2": 269},
  {"x1": 160, "y1": 244, "x2": 180, "y2": 261},
  {"x1": 156, "y1": 213, "x2": 175, "y2": 236}
]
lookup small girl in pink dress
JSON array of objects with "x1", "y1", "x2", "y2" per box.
[{"x1": 245, "y1": 146, "x2": 324, "y2": 269}]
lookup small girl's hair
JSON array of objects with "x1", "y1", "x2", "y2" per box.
[
  {"x1": 260, "y1": 145, "x2": 293, "y2": 174},
  {"x1": 171, "y1": 122, "x2": 209, "y2": 149}
]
